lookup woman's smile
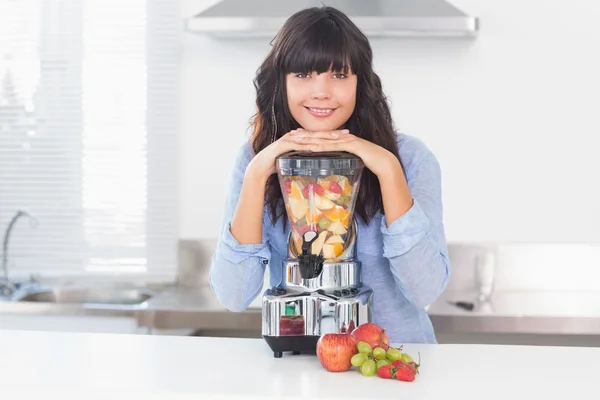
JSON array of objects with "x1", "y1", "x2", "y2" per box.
[{"x1": 304, "y1": 106, "x2": 338, "y2": 118}]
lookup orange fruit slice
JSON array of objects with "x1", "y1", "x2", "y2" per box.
[
  {"x1": 342, "y1": 182, "x2": 353, "y2": 197},
  {"x1": 341, "y1": 213, "x2": 350, "y2": 228},
  {"x1": 290, "y1": 181, "x2": 304, "y2": 200},
  {"x1": 333, "y1": 242, "x2": 343, "y2": 257},
  {"x1": 323, "y1": 205, "x2": 349, "y2": 223}
]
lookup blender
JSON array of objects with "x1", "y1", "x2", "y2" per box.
[{"x1": 261, "y1": 151, "x2": 374, "y2": 358}]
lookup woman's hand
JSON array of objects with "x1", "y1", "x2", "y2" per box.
[
  {"x1": 246, "y1": 129, "x2": 349, "y2": 183},
  {"x1": 288, "y1": 129, "x2": 399, "y2": 178}
]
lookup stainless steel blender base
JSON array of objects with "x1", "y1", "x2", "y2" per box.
[{"x1": 261, "y1": 283, "x2": 373, "y2": 357}]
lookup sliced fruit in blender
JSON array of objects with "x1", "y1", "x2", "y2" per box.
[
  {"x1": 322, "y1": 243, "x2": 335, "y2": 259},
  {"x1": 283, "y1": 179, "x2": 292, "y2": 193},
  {"x1": 341, "y1": 213, "x2": 350, "y2": 228},
  {"x1": 318, "y1": 176, "x2": 339, "y2": 188},
  {"x1": 333, "y1": 242, "x2": 343, "y2": 257},
  {"x1": 286, "y1": 204, "x2": 296, "y2": 222},
  {"x1": 337, "y1": 176, "x2": 354, "y2": 196},
  {"x1": 327, "y1": 220, "x2": 348, "y2": 235},
  {"x1": 328, "y1": 181, "x2": 343, "y2": 194},
  {"x1": 302, "y1": 182, "x2": 325, "y2": 197},
  {"x1": 325, "y1": 234, "x2": 344, "y2": 244},
  {"x1": 323, "y1": 205, "x2": 349, "y2": 222},
  {"x1": 289, "y1": 197, "x2": 309, "y2": 220},
  {"x1": 314, "y1": 193, "x2": 335, "y2": 210},
  {"x1": 324, "y1": 190, "x2": 341, "y2": 201},
  {"x1": 295, "y1": 217, "x2": 313, "y2": 237},
  {"x1": 322, "y1": 242, "x2": 344, "y2": 259},
  {"x1": 290, "y1": 180, "x2": 305, "y2": 200},
  {"x1": 337, "y1": 195, "x2": 350, "y2": 206},
  {"x1": 318, "y1": 216, "x2": 332, "y2": 230},
  {"x1": 311, "y1": 230, "x2": 329, "y2": 255},
  {"x1": 307, "y1": 207, "x2": 323, "y2": 223}
]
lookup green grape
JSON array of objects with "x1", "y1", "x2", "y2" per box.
[
  {"x1": 357, "y1": 342, "x2": 373, "y2": 355},
  {"x1": 360, "y1": 359, "x2": 376, "y2": 377},
  {"x1": 351, "y1": 353, "x2": 368, "y2": 367},
  {"x1": 297, "y1": 216, "x2": 308, "y2": 226},
  {"x1": 376, "y1": 359, "x2": 389, "y2": 369},
  {"x1": 386, "y1": 347, "x2": 403, "y2": 361},
  {"x1": 318, "y1": 217, "x2": 331, "y2": 230},
  {"x1": 373, "y1": 347, "x2": 386, "y2": 360},
  {"x1": 401, "y1": 353, "x2": 414, "y2": 363}
]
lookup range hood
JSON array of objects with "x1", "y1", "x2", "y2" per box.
[{"x1": 185, "y1": 0, "x2": 479, "y2": 38}]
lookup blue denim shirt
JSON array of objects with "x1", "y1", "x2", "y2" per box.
[{"x1": 209, "y1": 133, "x2": 451, "y2": 344}]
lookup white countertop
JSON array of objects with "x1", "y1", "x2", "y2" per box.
[{"x1": 2, "y1": 329, "x2": 599, "y2": 399}]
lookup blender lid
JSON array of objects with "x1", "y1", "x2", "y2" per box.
[{"x1": 276, "y1": 151, "x2": 364, "y2": 176}]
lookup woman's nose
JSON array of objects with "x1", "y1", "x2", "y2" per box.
[{"x1": 310, "y1": 75, "x2": 332, "y2": 100}]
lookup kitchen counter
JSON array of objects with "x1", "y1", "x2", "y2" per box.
[
  {"x1": 429, "y1": 289, "x2": 600, "y2": 336},
  {"x1": 142, "y1": 287, "x2": 600, "y2": 337},
  {"x1": 3, "y1": 285, "x2": 600, "y2": 338},
  {"x1": 1, "y1": 329, "x2": 599, "y2": 399}
]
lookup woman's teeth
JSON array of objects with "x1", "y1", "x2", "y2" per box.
[{"x1": 308, "y1": 108, "x2": 334, "y2": 115}]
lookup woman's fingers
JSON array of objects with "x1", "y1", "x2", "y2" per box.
[{"x1": 290, "y1": 129, "x2": 349, "y2": 139}]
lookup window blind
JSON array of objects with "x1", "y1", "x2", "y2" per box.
[{"x1": 0, "y1": 0, "x2": 179, "y2": 276}]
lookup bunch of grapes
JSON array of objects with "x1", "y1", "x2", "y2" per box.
[{"x1": 350, "y1": 342, "x2": 416, "y2": 377}]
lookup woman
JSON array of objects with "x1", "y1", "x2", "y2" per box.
[{"x1": 209, "y1": 6, "x2": 450, "y2": 344}]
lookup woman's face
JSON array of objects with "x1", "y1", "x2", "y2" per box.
[{"x1": 286, "y1": 69, "x2": 357, "y2": 132}]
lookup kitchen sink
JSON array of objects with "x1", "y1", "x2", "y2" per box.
[{"x1": 11, "y1": 286, "x2": 156, "y2": 306}]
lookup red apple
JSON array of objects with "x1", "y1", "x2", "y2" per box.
[
  {"x1": 316, "y1": 333, "x2": 357, "y2": 372},
  {"x1": 302, "y1": 182, "x2": 325, "y2": 197},
  {"x1": 350, "y1": 323, "x2": 390, "y2": 350},
  {"x1": 328, "y1": 182, "x2": 343, "y2": 194}
]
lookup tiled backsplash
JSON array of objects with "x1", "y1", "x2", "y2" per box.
[{"x1": 179, "y1": 239, "x2": 600, "y2": 293}]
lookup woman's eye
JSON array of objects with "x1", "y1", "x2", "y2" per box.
[
  {"x1": 295, "y1": 73, "x2": 310, "y2": 79},
  {"x1": 333, "y1": 73, "x2": 347, "y2": 79}
]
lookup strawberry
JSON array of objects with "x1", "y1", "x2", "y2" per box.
[
  {"x1": 302, "y1": 182, "x2": 325, "y2": 197},
  {"x1": 395, "y1": 364, "x2": 415, "y2": 382},
  {"x1": 393, "y1": 358, "x2": 418, "y2": 375},
  {"x1": 314, "y1": 183, "x2": 325, "y2": 195},
  {"x1": 377, "y1": 364, "x2": 396, "y2": 379},
  {"x1": 328, "y1": 181, "x2": 343, "y2": 194},
  {"x1": 407, "y1": 362, "x2": 419, "y2": 375},
  {"x1": 283, "y1": 180, "x2": 292, "y2": 193},
  {"x1": 407, "y1": 352, "x2": 421, "y2": 375}
]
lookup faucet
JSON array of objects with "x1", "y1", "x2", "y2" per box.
[{"x1": 0, "y1": 210, "x2": 38, "y2": 297}]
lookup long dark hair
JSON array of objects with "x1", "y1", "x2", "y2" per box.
[{"x1": 250, "y1": 6, "x2": 402, "y2": 228}]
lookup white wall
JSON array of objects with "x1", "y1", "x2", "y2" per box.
[{"x1": 179, "y1": 0, "x2": 600, "y2": 243}]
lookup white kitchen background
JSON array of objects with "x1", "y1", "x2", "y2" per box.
[{"x1": 1, "y1": 0, "x2": 599, "y2": 341}]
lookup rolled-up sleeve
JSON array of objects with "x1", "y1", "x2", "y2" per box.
[
  {"x1": 209, "y1": 144, "x2": 271, "y2": 312},
  {"x1": 381, "y1": 151, "x2": 451, "y2": 309}
]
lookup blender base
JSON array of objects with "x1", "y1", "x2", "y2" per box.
[{"x1": 263, "y1": 335, "x2": 320, "y2": 358}]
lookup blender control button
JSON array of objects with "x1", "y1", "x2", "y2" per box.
[
  {"x1": 333, "y1": 290, "x2": 342, "y2": 297},
  {"x1": 276, "y1": 288, "x2": 286, "y2": 295},
  {"x1": 341, "y1": 289, "x2": 350, "y2": 296},
  {"x1": 350, "y1": 288, "x2": 359, "y2": 295}
]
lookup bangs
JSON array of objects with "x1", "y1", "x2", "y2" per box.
[{"x1": 279, "y1": 19, "x2": 361, "y2": 75}]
